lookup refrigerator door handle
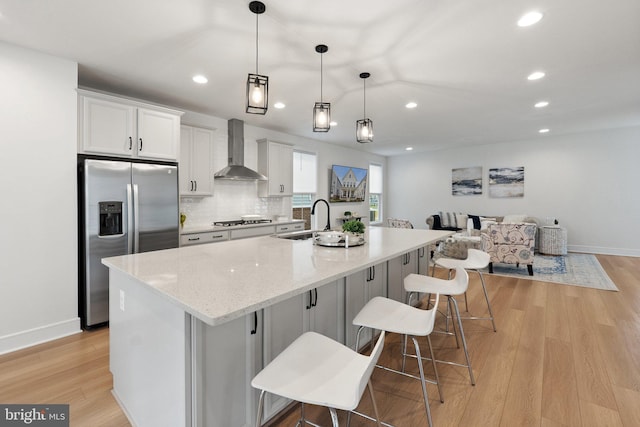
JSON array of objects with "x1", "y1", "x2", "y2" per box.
[
  {"x1": 127, "y1": 184, "x2": 134, "y2": 254},
  {"x1": 133, "y1": 183, "x2": 140, "y2": 253}
]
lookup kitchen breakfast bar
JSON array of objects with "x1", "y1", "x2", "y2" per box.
[{"x1": 102, "y1": 227, "x2": 451, "y2": 427}]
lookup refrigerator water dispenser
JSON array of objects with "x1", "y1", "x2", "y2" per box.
[{"x1": 99, "y1": 201, "x2": 123, "y2": 236}]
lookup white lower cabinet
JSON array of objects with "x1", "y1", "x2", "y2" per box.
[
  {"x1": 261, "y1": 279, "x2": 345, "y2": 422},
  {"x1": 196, "y1": 312, "x2": 262, "y2": 427},
  {"x1": 387, "y1": 250, "x2": 419, "y2": 303},
  {"x1": 345, "y1": 263, "x2": 387, "y2": 350}
]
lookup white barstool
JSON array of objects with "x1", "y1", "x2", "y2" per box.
[
  {"x1": 352, "y1": 294, "x2": 443, "y2": 427},
  {"x1": 433, "y1": 248, "x2": 496, "y2": 332},
  {"x1": 405, "y1": 266, "x2": 476, "y2": 385},
  {"x1": 251, "y1": 330, "x2": 386, "y2": 427}
]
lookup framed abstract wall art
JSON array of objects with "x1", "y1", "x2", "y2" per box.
[
  {"x1": 489, "y1": 167, "x2": 524, "y2": 197},
  {"x1": 452, "y1": 166, "x2": 482, "y2": 195}
]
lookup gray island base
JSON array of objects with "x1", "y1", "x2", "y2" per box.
[{"x1": 102, "y1": 227, "x2": 452, "y2": 427}]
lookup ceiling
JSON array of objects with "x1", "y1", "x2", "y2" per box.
[{"x1": 1, "y1": 0, "x2": 639, "y2": 156}]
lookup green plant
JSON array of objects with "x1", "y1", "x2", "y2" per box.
[{"x1": 342, "y1": 220, "x2": 365, "y2": 234}]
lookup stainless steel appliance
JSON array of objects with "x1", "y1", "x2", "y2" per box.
[{"x1": 78, "y1": 156, "x2": 179, "y2": 328}]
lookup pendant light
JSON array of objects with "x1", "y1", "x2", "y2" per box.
[
  {"x1": 313, "y1": 44, "x2": 330, "y2": 132},
  {"x1": 246, "y1": 1, "x2": 268, "y2": 115},
  {"x1": 356, "y1": 72, "x2": 373, "y2": 143}
]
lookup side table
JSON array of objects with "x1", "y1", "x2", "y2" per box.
[{"x1": 539, "y1": 226, "x2": 568, "y2": 255}]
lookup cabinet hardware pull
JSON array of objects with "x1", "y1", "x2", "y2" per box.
[
  {"x1": 128, "y1": 137, "x2": 132, "y2": 150},
  {"x1": 306, "y1": 290, "x2": 313, "y2": 309},
  {"x1": 188, "y1": 237, "x2": 200, "y2": 241},
  {"x1": 190, "y1": 181, "x2": 193, "y2": 191},
  {"x1": 312, "y1": 289, "x2": 318, "y2": 307},
  {"x1": 194, "y1": 180, "x2": 197, "y2": 191},
  {"x1": 419, "y1": 247, "x2": 425, "y2": 257},
  {"x1": 250, "y1": 311, "x2": 258, "y2": 335},
  {"x1": 281, "y1": 227, "x2": 288, "y2": 231},
  {"x1": 212, "y1": 235, "x2": 224, "y2": 239},
  {"x1": 139, "y1": 138, "x2": 143, "y2": 151},
  {"x1": 371, "y1": 265, "x2": 376, "y2": 281}
]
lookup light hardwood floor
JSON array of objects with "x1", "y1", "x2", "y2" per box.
[{"x1": 1, "y1": 255, "x2": 638, "y2": 427}]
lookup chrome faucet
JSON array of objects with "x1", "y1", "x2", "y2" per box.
[{"x1": 311, "y1": 198, "x2": 331, "y2": 231}]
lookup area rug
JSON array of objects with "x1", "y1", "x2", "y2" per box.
[{"x1": 485, "y1": 253, "x2": 619, "y2": 291}]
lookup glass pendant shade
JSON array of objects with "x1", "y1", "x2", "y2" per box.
[
  {"x1": 356, "y1": 118, "x2": 373, "y2": 143},
  {"x1": 246, "y1": 73, "x2": 268, "y2": 114},
  {"x1": 246, "y1": 1, "x2": 268, "y2": 115},
  {"x1": 313, "y1": 102, "x2": 331, "y2": 132}
]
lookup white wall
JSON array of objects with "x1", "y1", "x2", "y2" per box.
[
  {"x1": 0, "y1": 42, "x2": 80, "y2": 353},
  {"x1": 386, "y1": 126, "x2": 640, "y2": 256},
  {"x1": 180, "y1": 110, "x2": 387, "y2": 231}
]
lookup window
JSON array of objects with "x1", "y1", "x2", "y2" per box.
[
  {"x1": 369, "y1": 163, "x2": 382, "y2": 223},
  {"x1": 293, "y1": 151, "x2": 317, "y2": 229}
]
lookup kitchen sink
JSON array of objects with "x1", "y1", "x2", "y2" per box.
[{"x1": 273, "y1": 230, "x2": 316, "y2": 240}]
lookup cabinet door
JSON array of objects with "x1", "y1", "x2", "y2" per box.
[
  {"x1": 387, "y1": 252, "x2": 418, "y2": 303},
  {"x1": 345, "y1": 264, "x2": 386, "y2": 350},
  {"x1": 191, "y1": 127, "x2": 214, "y2": 194},
  {"x1": 258, "y1": 140, "x2": 293, "y2": 197},
  {"x1": 309, "y1": 279, "x2": 344, "y2": 344},
  {"x1": 261, "y1": 294, "x2": 306, "y2": 422},
  {"x1": 345, "y1": 270, "x2": 369, "y2": 349},
  {"x1": 137, "y1": 108, "x2": 180, "y2": 160},
  {"x1": 81, "y1": 96, "x2": 136, "y2": 156},
  {"x1": 198, "y1": 313, "x2": 261, "y2": 427},
  {"x1": 179, "y1": 126, "x2": 194, "y2": 194}
]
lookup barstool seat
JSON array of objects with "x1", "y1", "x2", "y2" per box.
[
  {"x1": 433, "y1": 248, "x2": 496, "y2": 332},
  {"x1": 353, "y1": 295, "x2": 442, "y2": 427},
  {"x1": 251, "y1": 330, "x2": 385, "y2": 427},
  {"x1": 405, "y1": 266, "x2": 476, "y2": 386}
]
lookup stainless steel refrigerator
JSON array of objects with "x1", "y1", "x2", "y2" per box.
[{"x1": 78, "y1": 156, "x2": 179, "y2": 328}]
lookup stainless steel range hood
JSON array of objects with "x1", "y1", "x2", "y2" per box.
[{"x1": 214, "y1": 118, "x2": 267, "y2": 181}]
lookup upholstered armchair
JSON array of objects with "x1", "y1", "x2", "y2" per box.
[{"x1": 481, "y1": 223, "x2": 536, "y2": 275}]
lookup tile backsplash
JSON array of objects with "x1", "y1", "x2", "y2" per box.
[{"x1": 180, "y1": 180, "x2": 291, "y2": 227}]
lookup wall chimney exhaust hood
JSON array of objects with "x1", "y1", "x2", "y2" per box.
[{"x1": 214, "y1": 118, "x2": 267, "y2": 181}]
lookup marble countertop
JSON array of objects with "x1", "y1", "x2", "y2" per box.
[
  {"x1": 180, "y1": 219, "x2": 304, "y2": 235},
  {"x1": 102, "y1": 227, "x2": 452, "y2": 326}
]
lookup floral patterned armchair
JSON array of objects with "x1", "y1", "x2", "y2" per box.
[
  {"x1": 387, "y1": 218, "x2": 414, "y2": 228},
  {"x1": 481, "y1": 223, "x2": 536, "y2": 275}
]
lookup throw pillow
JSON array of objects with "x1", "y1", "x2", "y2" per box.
[
  {"x1": 468, "y1": 214, "x2": 482, "y2": 230},
  {"x1": 432, "y1": 214, "x2": 442, "y2": 229},
  {"x1": 455, "y1": 214, "x2": 469, "y2": 230},
  {"x1": 439, "y1": 211, "x2": 456, "y2": 228},
  {"x1": 503, "y1": 214, "x2": 527, "y2": 223}
]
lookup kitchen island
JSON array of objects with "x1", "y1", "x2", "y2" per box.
[{"x1": 103, "y1": 227, "x2": 451, "y2": 427}]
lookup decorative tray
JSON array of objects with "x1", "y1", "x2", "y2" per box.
[{"x1": 313, "y1": 236, "x2": 366, "y2": 248}]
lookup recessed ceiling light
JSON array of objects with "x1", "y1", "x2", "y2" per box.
[
  {"x1": 527, "y1": 71, "x2": 546, "y2": 81},
  {"x1": 535, "y1": 101, "x2": 549, "y2": 108},
  {"x1": 518, "y1": 11, "x2": 543, "y2": 27},
  {"x1": 539, "y1": 128, "x2": 550, "y2": 133},
  {"x1": 274, "y1": 102, "x2": 285, "y2": 109},
  {"x1": 192, "y1": 75, "x2": 208, "y2": 84},
  {"x1": 405, "y1": 146, "x2": 414, "y2": 151},
  {"x1": 405, "y1": 102, "x2": 417, "y2": 109},
  {"x1": 330, "y1": 121, "x2": 337, "y2": 127}
]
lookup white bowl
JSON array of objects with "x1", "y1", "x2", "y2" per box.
[{"x1": 316, "y1": 231, "x2": 343, "y2": 243}]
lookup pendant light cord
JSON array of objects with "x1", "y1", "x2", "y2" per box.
[
  {"x1": 320, "y1": 53, "x2": 323, "y2": 102},
  {"x1": 255, "y1": 13, "x2": 259, "y2": 75},
  {"x1": 363, "y1": 78, "x2": 366, "y2": 118}
]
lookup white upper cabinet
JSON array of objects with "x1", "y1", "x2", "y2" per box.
[
  {"x1": 180, "y1": 125, "x2": 214, "y2": 196},
  {"x1": 79, "y1": 90, "x2": 182, "y2": 161},
  {"x1": 257, "y1": 139, "x2": 293, "y2": 197}
]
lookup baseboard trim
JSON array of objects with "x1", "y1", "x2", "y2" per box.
[
  {"x1": 568, "y1": 245, "x2": 640, "y2": 257},
  {"x1": 0, "y1": 318, "x2": 81, "y2": 355}
]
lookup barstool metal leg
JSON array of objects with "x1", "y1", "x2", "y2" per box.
[
  {"x1": 476, "y1": 270, "x2": 497, "y2": 332},
  {"x1": 427, "y1": 335, "x2": 444, "y2": 403},
  {"x1": 255, "y1": 390, "x2": 266, "y2": 427},
  {"x1": 411, "y1": 336, "x2": 434, "y2": 427},
  {"x1": 329, "y1": 407, "x2": 339, "y2": 427},
  {"x1": 449, "y1": 295, "x2": 476, "y2": 385},
  {"x1": 367, "y1": 379, "x2": 383, "y2": 427}
]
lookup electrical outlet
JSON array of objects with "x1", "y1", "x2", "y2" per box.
[{"x1": 119, "y1": 290, "x2": 125, "y2": 311}]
